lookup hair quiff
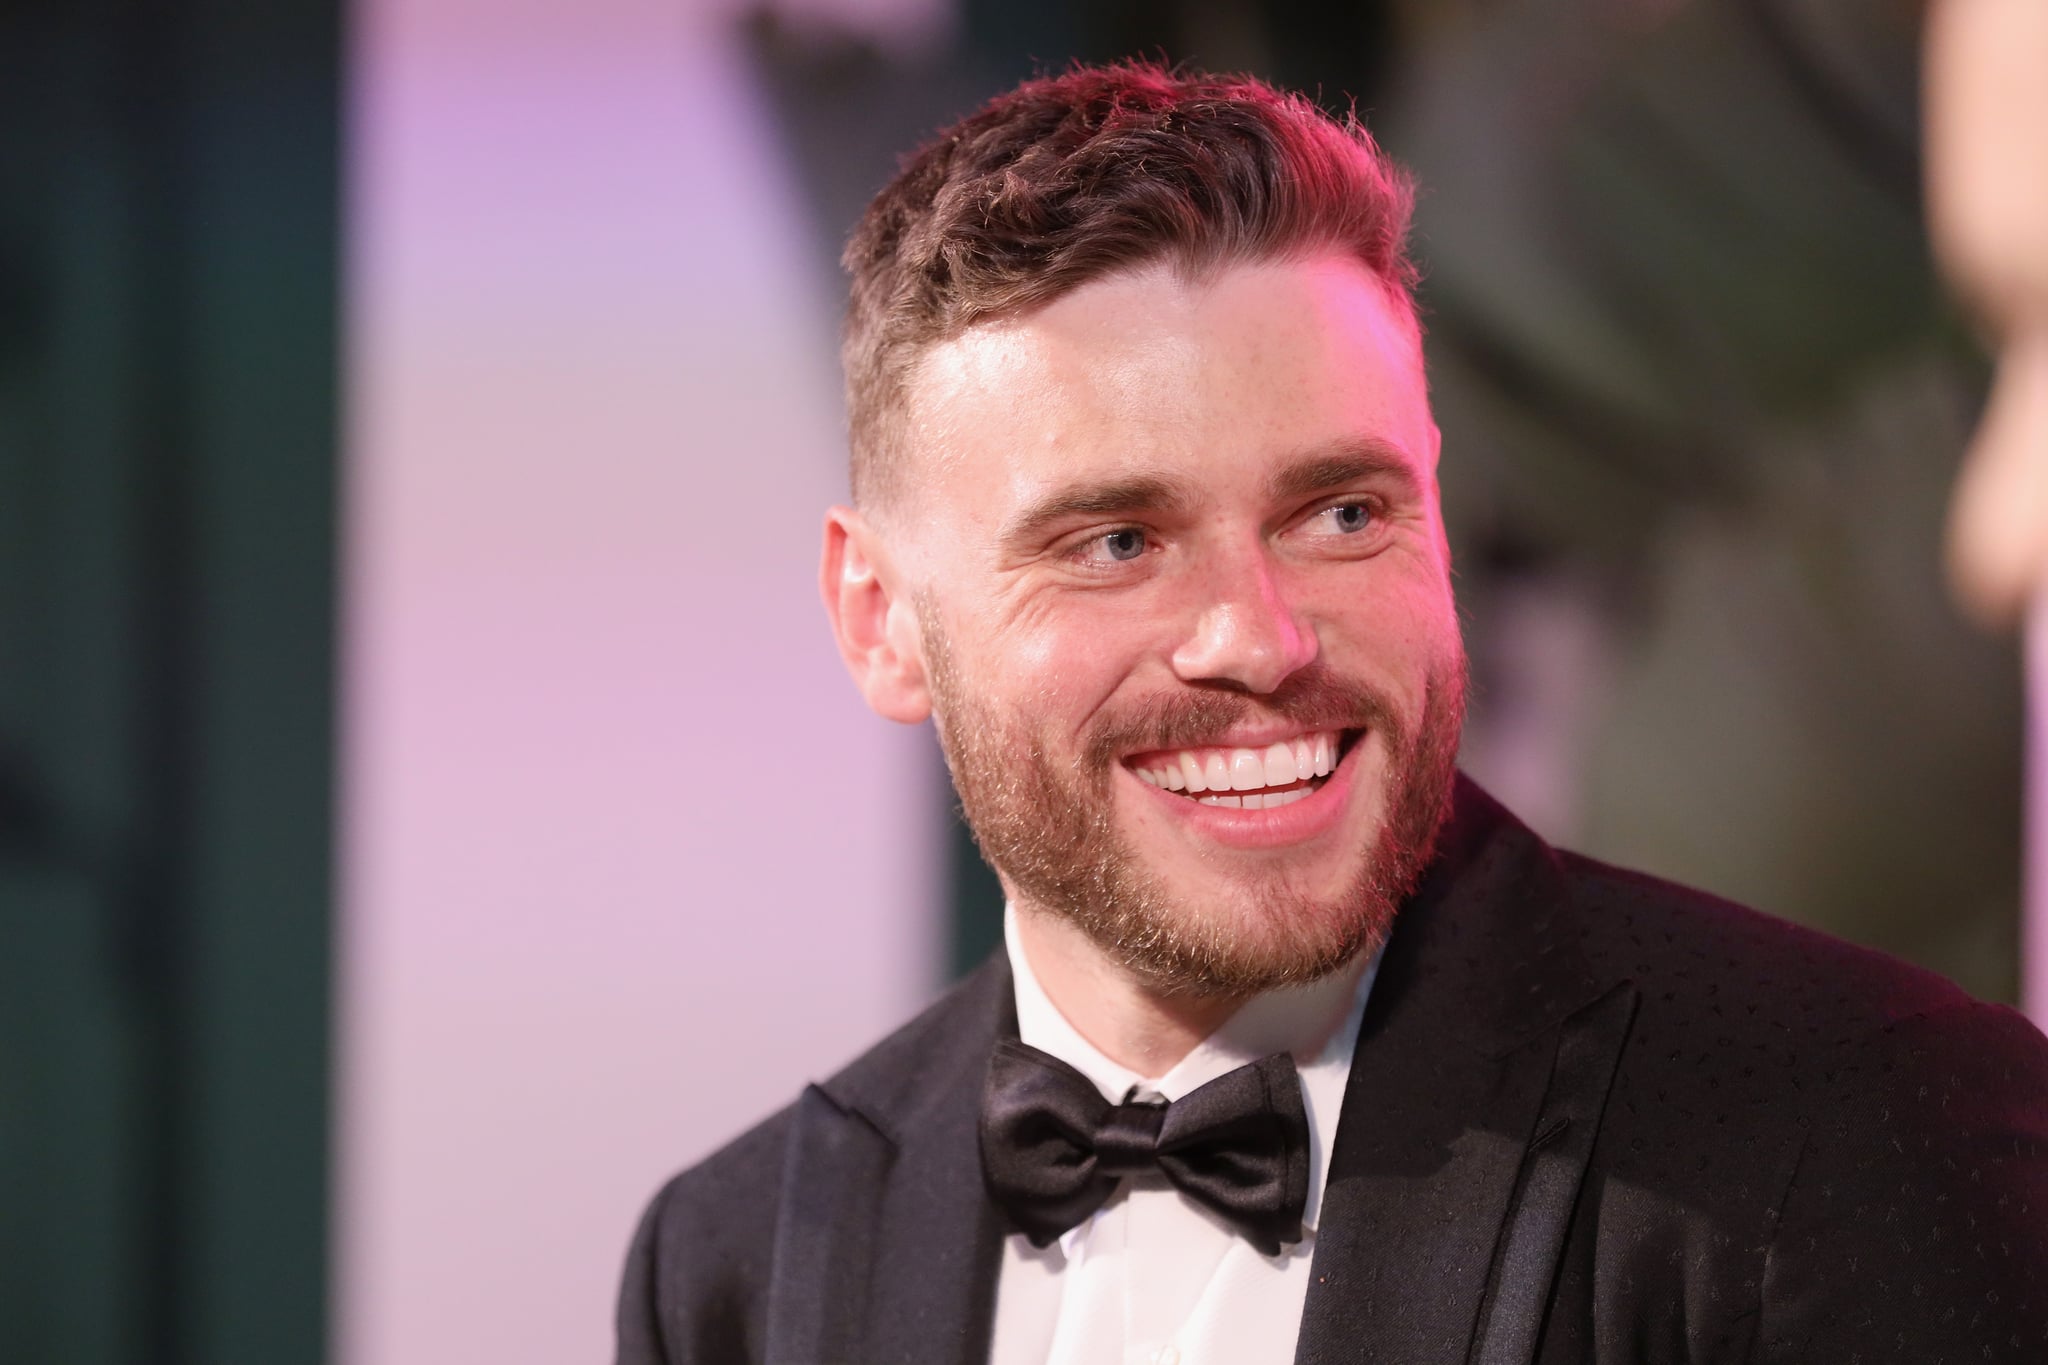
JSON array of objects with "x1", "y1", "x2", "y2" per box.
[{"x1": 840, "y1": 60, "x2": 1421, "y2": 510}]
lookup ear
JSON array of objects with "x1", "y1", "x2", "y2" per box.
[{"x1": 820, "y1": 506, "x2": 932, "y2": 724}]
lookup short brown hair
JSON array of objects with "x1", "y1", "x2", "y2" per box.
[{"x1": 841, "y1": 60, "x2": 1421, "y2": 510}]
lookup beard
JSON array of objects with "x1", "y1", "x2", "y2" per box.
[{"x1": 921, "y1": 606, "x2": 1467, "y2": 1000}]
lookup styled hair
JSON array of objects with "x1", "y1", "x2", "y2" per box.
[{"x1": 840, "y1": 60, "x2": 1420, "y2": 509}]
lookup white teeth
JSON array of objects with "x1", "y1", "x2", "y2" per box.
[
  {"x1": 1196, "y1": 787, "x2": 1310, "y2": 811},
  {"x1": 1133, "y1": 730, "x2": 1346, "y2": 801}
]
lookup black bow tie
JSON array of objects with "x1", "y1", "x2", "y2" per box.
[{"x1": 978, "y1": 1038, "x2": 1310, "y2": 1256}]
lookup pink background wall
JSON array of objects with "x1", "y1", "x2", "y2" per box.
[{"x1": 337, "y1": 3, "x2": 946, "y2": 1360}]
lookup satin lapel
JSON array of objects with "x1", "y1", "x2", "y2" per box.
[
  {"x1": 1294, "y1": 1002, "x2": 1557, "y2": 1364},
  {"x1": 793, "y1": 954, "x2": 1014, "y2": 1365},
  {"x1": 859, "y1": 1040, "x2": 1008, "y2": 1365},
  {"x1": 1294, "y1": 779, "x2": 1623, "y2": 1365},
  {"x1": 1470, "y1": 983, "x2": 1638, "y2": 1365},
  {"x1": 764, "y1": 1085, "x2": 894, "y2": 1365}
]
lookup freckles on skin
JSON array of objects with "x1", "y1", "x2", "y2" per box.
[
  {"x1": 904, "y1": 259, "x2": 1451, "y2": 699},
  {"x1": 1003, "y1": 586, "x2": 1177, "y2": 731},
  {"x1": 923, "y1": 340, "x2": 1202, "y2": 569},
  {"x1": 1218, "y1": 265, "x2": 1432, "y2": 467},
  {"x1": 889, "y1": 251, "x2": 1467, "y2": 1014},
  {"x1": 899, "y1": 338, "x2": 1067, "y2": 583},
  {"x1": 1001, "y1": 619, "x2": 1067, "y2": 680},
  {"x1": 907, "y1": 257, "x2": 1435, "y2": 550}
]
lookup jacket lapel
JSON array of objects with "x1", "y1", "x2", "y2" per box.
[
  {"x1": 764, "y1": 1085, "x2": 895, "y2": 1364},
  {"x1": 766, "y1": 781, "x2": 1635, "y2": 1365},
  {"x1": 1296, "y1": 779, "x2": 1638, "y2": 1365},
  {"x1": 766, "y1": 955, "x2": 1015, "y2": 1365},
  {"x1": 1469, "y1": 983, "x2": 1637, "y2": 1365}
]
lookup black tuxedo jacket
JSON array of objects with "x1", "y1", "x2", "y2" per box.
[{"x1": 617, "y1": 779, "x2": 2048, "y2": 1363}]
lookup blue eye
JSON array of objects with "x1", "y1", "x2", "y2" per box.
[
  {"x1": 1098, "y1": 528, "x2": 1147, "y2": 561},
  {"x1": 1324, "y1": 503, "x2": 1373, "y2": 533}
]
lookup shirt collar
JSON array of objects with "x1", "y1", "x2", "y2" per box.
[{"x1": 1004, "y1": 904, "x2": 1378, "y2": 1236}]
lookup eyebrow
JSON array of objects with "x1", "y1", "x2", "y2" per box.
[
  {"x1": 1000, "y1": 473, "x2": 1195, "y2": 551},
  {"x1": 998, "y1": 437, "x2": 1423, "y2": 552},
  {"x1": 1266, "y1": 439, "x2": 1422, "y2": 504}
]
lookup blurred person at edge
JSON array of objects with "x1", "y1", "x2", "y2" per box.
[
  {"x1": 617, "y1": 63, "x2": 2048, "y2": 1365},
  {"x1": 1930, "y1": 0, "x2": 2048, "y2": 624}
]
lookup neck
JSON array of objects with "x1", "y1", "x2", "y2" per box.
[{"x1": 1011, "y1": 902, "x2": 1245, "y2": 1076}]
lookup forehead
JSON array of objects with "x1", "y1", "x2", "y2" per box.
[{"x1": 898, "y1": 252, "x2": 1434, "y2": 522}]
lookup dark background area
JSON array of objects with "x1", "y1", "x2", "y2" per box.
[{"x1": 1, "y1": 1, "x2": 338, "y2": 1361}]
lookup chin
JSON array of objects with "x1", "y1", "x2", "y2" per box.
[{"x1": 1101, "y1": 859, "x2": 1393, "y2": 1000}]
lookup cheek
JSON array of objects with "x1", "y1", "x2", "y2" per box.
[
  {"x1": 999, "y1": 598, "x2": 1158, "y2": 714},
  {"x1": 1315, "y1": 571, "x2": 1460, "y2": 676},
  {"x1": 1005, "y1": 623, "x2": 1062, "y2": 676}
]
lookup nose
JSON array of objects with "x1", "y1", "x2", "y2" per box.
[{"x1": 1169, "y1": 544, "x2": 1318, "y2": 694}]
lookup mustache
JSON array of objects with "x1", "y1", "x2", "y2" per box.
[{"x1": 1082, "y1": 664, "x2": 1405, "y2": 769}]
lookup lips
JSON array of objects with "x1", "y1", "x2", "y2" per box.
[{"x1": 1125, "y1": 730, "x2": 1343, "y2": 810}]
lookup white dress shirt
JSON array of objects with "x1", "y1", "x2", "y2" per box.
[{"x1": 988, "y1": 908, "x2": 1379, "y2": 1365}]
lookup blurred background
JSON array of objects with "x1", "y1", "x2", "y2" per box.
[{"x1": 0, "y1": 0, "x2": 2035, "y2": 1360}]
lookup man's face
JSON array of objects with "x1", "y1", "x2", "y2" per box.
[{"x1": 882, "y1": 251, "x2": 1465, "y2": 997}]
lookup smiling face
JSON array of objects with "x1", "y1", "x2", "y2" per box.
[{"x1": 833, "y1": 250, "x2": 1466, "y2": 998}]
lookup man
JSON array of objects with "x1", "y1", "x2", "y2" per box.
[{"x1": 618, "y1": 63, "x2": 2048, "y2": 1364}]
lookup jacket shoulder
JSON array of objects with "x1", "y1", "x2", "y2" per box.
[
  {"x1": 616, "y1": 1104, "x2": 793, "y2": 1365},
  {"x1": 614, "y1": 956, "x2": 1011, "y2": 1364},
  {"x1": 816, "y1": 952, "x2": 1014, "y2": 1130},
  {"x1": 1551, "y1": 848, "x2": 2048, "y2": 1177},
  {"x1": 1754, "y1": 996, "x2": 2048, "y2": 1359},
  {"x1": 1555, "y1": 849, "x2": 1983, "y2": 1028},
  {"x1": 1542, "y1": 848, "x2": 2048, "y2": 1358}
]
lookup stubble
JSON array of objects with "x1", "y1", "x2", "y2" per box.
[{"x1": 920, "y1": 599, "x2": 1466, "y2": 998}]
